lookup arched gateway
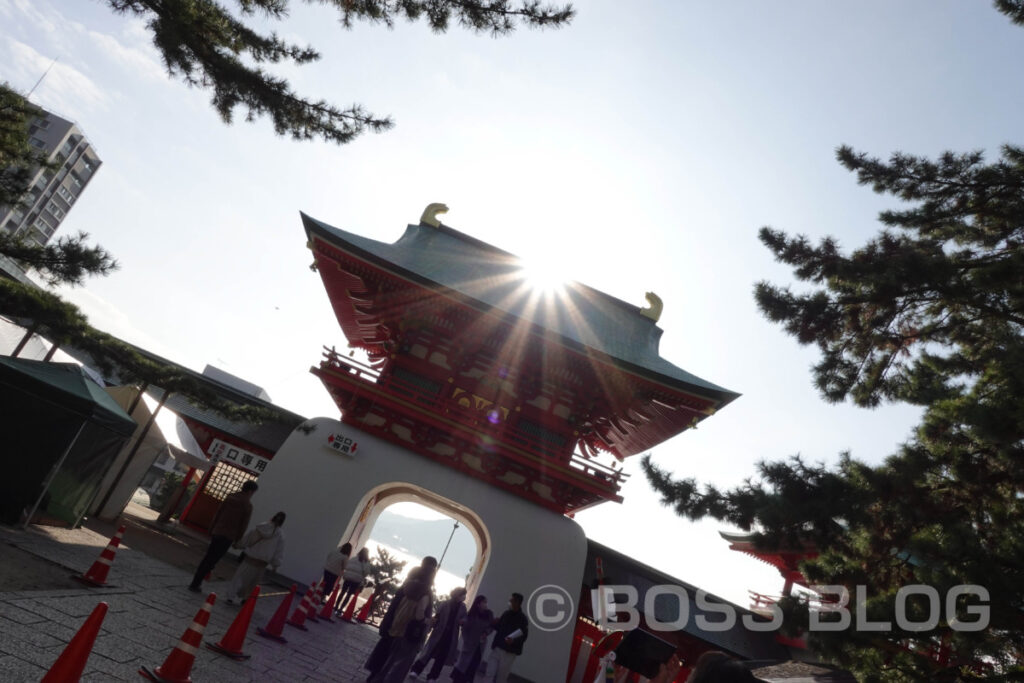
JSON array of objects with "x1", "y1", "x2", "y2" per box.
[{"x1": 251, "y1": 208, "x2": 738, "y2": 682}]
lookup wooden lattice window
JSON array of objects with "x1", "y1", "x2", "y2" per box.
[{"x1": 204, "y1": 464, "x2": 258, "y2": 502}]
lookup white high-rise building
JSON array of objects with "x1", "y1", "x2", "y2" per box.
[{"x1": 0, "y1": 107, "x2": 101, "y2": 246}]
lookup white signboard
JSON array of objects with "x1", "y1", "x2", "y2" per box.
[
  {"x1": 208, "y1": 438, "x2": 270, "y2": 474},
  {"x1": 326, "y1": 432, "x2": 359, "y2": 456}
]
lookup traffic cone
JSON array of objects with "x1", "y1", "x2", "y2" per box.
[
  {"x1": 139, "y1": 593, "x2": 215, "y2": 682},
  {"x1": 73, "y1": 525, "x2": 125, "y2": 587},
  {"x1": 257, "y1": 584, "x2": 297, "y2": 643},
  {"x1": 319, "y1": 581, "x2": 341, "y2": 621},
  {"x1": 207, "y1": 586, "x2": 260, "y2": 660},
  {"x1": 41, "y1": 602, "x2": 108, "y2": 682},
  {"x1": 286, "y1": 584, "x2": 315, "y2": 630},
  {"x1": 305, "y1": 580, "x2": 323, "y2": 623},
  {"x1": 339, "y1": 588, "x2": 359, "y2": 621},
  {"x1": 355, "y1": 593, "x2": 375, "y2": 623}
]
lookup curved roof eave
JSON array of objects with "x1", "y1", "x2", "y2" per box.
[{"x1": 302, "y1": 212, "x2": 740, "y2": 406}]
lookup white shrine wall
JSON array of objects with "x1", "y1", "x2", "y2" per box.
[{"x1": 250, "y1": 416, "x2": 587, "y2": 683}]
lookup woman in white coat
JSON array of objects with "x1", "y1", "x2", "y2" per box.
[{"x1": 224, "y1": 511, "x2": 285, "y2": 604}]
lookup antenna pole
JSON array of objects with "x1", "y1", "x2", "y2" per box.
[{"x1": 27, "y1": 56, "x2": 59, "y2": 98}]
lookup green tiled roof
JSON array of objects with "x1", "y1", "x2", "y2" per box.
[{"x1": 303, "y1": 213, "x2": 738, "y2": 403}]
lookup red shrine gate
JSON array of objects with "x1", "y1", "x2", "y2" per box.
[{"x1": 250, "y1": 206, "x2": 738, "y2": 682}]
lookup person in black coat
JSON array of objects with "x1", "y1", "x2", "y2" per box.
[
  {"x1": 486, "y1": 593, "x2": 528, "y2": 682},
  {"x1": 450, "y1": 595, "x2": 493, "y2": 683}
]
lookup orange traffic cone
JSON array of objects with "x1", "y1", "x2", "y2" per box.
[
  {"x1": 207, "y1": 586, "x2": 260, "y2": 660},
  {"x1": 355, "y1": 593, "x2": 375, "y2": 623},
  {"x1": 305, "y1": 580, "x2": 323, "y2": 623},
  {"x1": 319, "y1": 581, "x2": 341, "y2": 622},
  {"x1": 339, "y1": 588, "x2": 359, "y2": 621},
  {"x1": 73, "y1": 525, "x2": 125, "y2": 587},
  {"x1": 41, "y1": 602, "x2": 108, "y2": 682},
  {"x1": 286, "y1": 584, "x2": 315, "y2": 631},
  {"x1": 139, "y1": 593, "x2": 216, "y2": 682},
  {"x1": 257, "y1": 584, "x2": 297, "y2": 643}
]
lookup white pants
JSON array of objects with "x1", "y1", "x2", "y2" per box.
[{"x1": 487, "y1": 648, "x2": 517, "y2": 683}]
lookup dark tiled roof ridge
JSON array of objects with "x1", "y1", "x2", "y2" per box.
[
  {"x1": 307, "y1": 212, "x2": 651, "y2": 322},
  {"x1": 302, "y1": 212, "x2": 739, "y2": 402},
  {"x1": 429, "y1": 220, "x2": 650, "y2": 318}
]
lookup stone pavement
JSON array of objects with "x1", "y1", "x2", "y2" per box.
[{"x1": 0, "y1": 521, "x2": 383, "y2": 681}]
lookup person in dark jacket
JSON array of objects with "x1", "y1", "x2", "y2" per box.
[
  {"x1": 486, "y1": 593, "x2": 528, "y2": 682},
  {"x1": 189, "y1": 480, "x2": 257, "y2": 592},
  {"x1": 450, "y1": 595, "x2": 493, "y2": 683}
]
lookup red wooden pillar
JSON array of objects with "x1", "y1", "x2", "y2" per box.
[{"x1": 566, "y1": 618, "x2": 603, "y2": 682}]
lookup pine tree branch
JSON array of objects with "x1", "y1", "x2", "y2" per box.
[
  {"x1": 105, "y1": 0, "x2": 573, "y2": 143},
  {"x1": 0, "y1": 232, "x2": 119, "y2": 286},
  {"x1": 0, "y1": 279, "x2": 286, "y2": 423}
]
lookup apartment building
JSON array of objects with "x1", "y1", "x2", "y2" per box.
[{"x1": 0, "y1": 107, "x2": 101, "y2": 246}]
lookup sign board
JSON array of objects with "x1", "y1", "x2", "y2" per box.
[
  {"x1": 208, "y1": 438, "x2": 270, "y2": 475},
  {"x1": 326, "y1": 432, "x2": 359, "y2": 456}
]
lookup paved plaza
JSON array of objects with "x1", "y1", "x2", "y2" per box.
[{"x1": 0, "y1": 518, "x2": 383, "y2": 681}]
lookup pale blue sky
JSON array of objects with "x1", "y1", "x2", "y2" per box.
[{"x1": 3, "y1": 0, "x2": 1021, "y2": 606}]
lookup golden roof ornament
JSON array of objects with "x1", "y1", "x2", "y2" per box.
[
  {"x1": 640, "y1": 292, "x2": 663, "y2": 322},
  {"x1": 420, "y1": 203, "x2": 449, "y2": 227}
]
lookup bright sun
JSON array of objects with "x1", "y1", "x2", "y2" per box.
[{"x1": 520, "y1": 254, "x2": 566, "y2": 293}]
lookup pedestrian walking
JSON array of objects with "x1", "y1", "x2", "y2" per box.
[
  {"x1": 450, "y1": 595, "x2": 493, "y2": 683},
  {"x1": 223, "y1": 511, "x2": 286, "y2": 604},
  {"x1": 188, "y1": 480, "x2": 257, "y2": 592},
  {"x1": 336, "y1": 546, "x2": 372, "y2": 613},
  {"x1": 322, "y1": 542, "x2": 352, "y2": 602},
  {"x1": 409, "y1": 587, "x2": 467, "y2": 681},
  {"x1": 365, "y1": 556, "x2": 438, "y2": 683}
]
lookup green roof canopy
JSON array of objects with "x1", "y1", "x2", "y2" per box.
[{"x1": 0, "y1": 357, "x2": 136, "y2": 436}]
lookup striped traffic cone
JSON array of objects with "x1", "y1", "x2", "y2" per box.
[
  {"x1": 73, "y1": 525, "x2": 125, "y2": 587},
  {"x1": 207, "y1": 586, "x2": 259, "y2": 660},
  {"x1": 354, "y1": 593, "x2": 375, "y2": 623},
  {"x1": 319, "y1": 581, "x2": 341, "y2": 622},
  {"x1": 41, "y1": 602, "x2": 108, "y2": 682},
  {"x1": 286, "y1": 584, "x2": 315, "y2": 630},
  {"x1": 305, "y1": 580, "x2": 323, "y2": 623},
  {"x1": 339, "y1": 588, "x2": 359, "y2": 622},
  {"x1": 139, "y1": 593, "x2": 216, "y2": 682},
  {"x1": 257, "y1": 584, "x2": 297, "y2": 643}
]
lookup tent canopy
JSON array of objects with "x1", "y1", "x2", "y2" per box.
[
  {"x1": 0, "y1": 357, "x2": 135, "y2": 436},
  {"x1": 0, "y1": 356, "x2": 136, "y2": 526}
]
